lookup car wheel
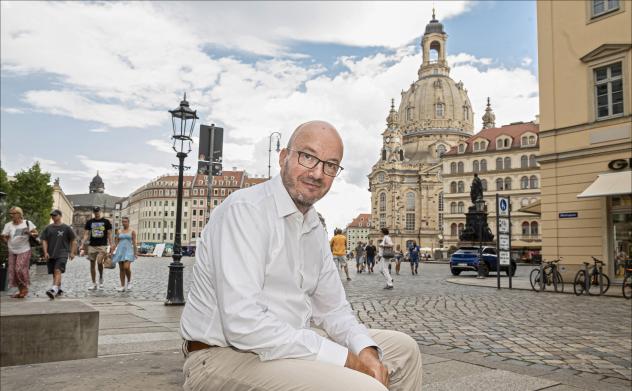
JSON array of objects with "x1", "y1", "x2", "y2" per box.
[
  {"x1": 478, "y1": 262, "x2": 489, "y2": 277},
  {"x1": 451, "y1": 268, "x2": 461, "y2": 276}
]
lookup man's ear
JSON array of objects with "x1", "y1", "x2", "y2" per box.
[{"x1": 278, "y1": 148, "x2": 288, "y2": 167}]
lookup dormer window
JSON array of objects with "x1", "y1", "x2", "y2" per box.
[
  {"x1": 496, "y1": 137, "x2": 511, "y2": 150},
  {"x1": 458, "y1": 143, "x2": 466, "y2": 153},
  {"x1": 473, "y1": 140, "x2": 486, "y2": 152},
  {"x1": 521, "y1": 134, "x2": 537, "y2": 147}
]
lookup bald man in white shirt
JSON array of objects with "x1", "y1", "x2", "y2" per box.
[{"x1": 180, "y1": 121, "x2": 422, "y2": 391}]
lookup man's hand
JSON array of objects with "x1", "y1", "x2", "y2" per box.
[
  {"x1": 359, "y1": 347, "x2": 389, "y2": 388},
  {"x1": 345, "y1": 348, "x2": 389, "y2": 388},
  {"x1": 43, "y1": 252, "x2": 49, "y2": 260},
  {"x1": 69, "y1": 253, "x2": 75, "y2": 261}
]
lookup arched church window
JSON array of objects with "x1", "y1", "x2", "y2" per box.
[
  {"x1": 463, "y1": 106, "x2": 469, "y2": 120},
  {"x1": 406, "y1": 192, "x2": 415, "y2": 211},
  {"x1": 379, "y1": 192, "x2": 386, "y2": 212},
  {"x1": 399, "y1": 149, "x2": 404, "y2": 161},
  {"x1": 378, "y1": 172, "x2": 385, "y2": 183},
  {"x1": 436, "y1": 103, "x2": 445, "y2": 118},
  {"x1": 381, "y1": 149, "x2": 386, "y2": 161},
  {"x1": 407, "y1": 107, "x2": 413, "y2": 121},
  {"x1": 436, "y1": 144, "x2": 446, "y2": 157}
]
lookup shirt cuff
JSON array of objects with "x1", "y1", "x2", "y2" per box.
[
  {"x1": 348, "y1": 333, "x2": 384, "y2": 361},
  {"x1": 315, "y1": 338, "x2": 348, "y2": 366}
]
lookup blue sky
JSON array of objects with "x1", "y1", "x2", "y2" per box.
[{"x1": 1, "y1": 1, "x2": 539, "y2": 231}]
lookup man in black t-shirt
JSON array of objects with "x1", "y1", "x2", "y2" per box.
[
  {"x1": 40, "y1": 209, "x2": 76, "y2": 299},
  {"x1": 82, "y1": 206, "x2": 113, "y2": 290},
  {"x1": 365, "y1": 240, "x2": 377, "y2": 273}
]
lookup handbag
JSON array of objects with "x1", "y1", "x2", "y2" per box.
[
  {"x1": 25, "y1": 220, "x2": 40, "y2": 248},
  {"x1": 103, "y1": 254, "x2": 115, "y2": 269},
  {"x1": 382, "y1": 245, "x2": 395, "y2": 258}
]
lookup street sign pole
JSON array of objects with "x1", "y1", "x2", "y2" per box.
[
  {"x1": 508, "y1": 196, "x2": 512, "y2": 289},
  {"x1": 496, "y1": 194, "x2": 500, "y2": 289},
  {"x1": 496, "y1": 195, "x2": 512, "y2": 290}
]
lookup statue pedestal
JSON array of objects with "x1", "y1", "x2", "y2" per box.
[{"x1": 459, "y1": 203, "x2": 494, "y2": 243}]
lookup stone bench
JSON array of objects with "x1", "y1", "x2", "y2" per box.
[{"x1": 0, "y1": 300, "x2": 99, "y2": 366}]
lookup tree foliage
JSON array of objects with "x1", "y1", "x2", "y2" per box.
[{"x1": 4, "y1": 163, "x2": 53, "y2": 230}]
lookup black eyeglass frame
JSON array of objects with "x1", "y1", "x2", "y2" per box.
[{"x1": 287, "y1": 148, "x2": 344, "y2": 177}]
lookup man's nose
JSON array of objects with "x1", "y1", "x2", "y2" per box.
[{"x1": 308, "y1": 162, "x2": 325, "y2": 179}]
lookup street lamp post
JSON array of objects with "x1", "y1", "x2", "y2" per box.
[
  {"x1": 268, "y1": 132, "x2": 282, "y2": 179},
  {"x1": 165, "y1": 93, "x2": 198, "y2": 306}
]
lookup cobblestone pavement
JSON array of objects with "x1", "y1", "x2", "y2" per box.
[{"x1": 9, "y1": 256, "x2": 632, "y2": 385}]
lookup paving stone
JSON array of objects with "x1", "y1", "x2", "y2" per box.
[{"x1": 423, "y1": 369, "x2": 558, "y2": 391}]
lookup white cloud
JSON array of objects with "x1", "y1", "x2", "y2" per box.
[
  {"x1": 1, "y1": 107, "x2": 24, "y2": 114},
  {"x1": 88, "y1": 127, "x2": 109, "y2": 133},
  {"x1": 147, "y1": 139, "x2": 174, "y2": 154},
  {"x1": 521, "y1": 57, "x2": 533, "y2": 66}
]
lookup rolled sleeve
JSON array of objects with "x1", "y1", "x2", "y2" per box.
[{"x1": 349, "y1": 334, "x2": 384, "y2": 361}]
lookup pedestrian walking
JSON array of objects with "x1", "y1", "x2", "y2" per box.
[
  {"x1": 40, "y1": 209, "x2": 76, "y2": 299},
  {"x1": 330, "y1": 228, "x2": 351, "y2": 281},
  {"x1": 82, "y1": 206, "x2": 113, "y2": 290},
  {"x1": 1, "y1": 207, "x2": 38, "y2": 298},
  {"x1": 365, "y1": 240, "x2": 376, "y2": 273},
  {"x1": 112, "y1": 216, "x2": 137, "y2": 292},
  {"x1": 408, "y1": 241, "x2": 420, "y2": 275},
  {"x1": 355, "y1": 241, "x2": 365, "y2": 273},
  {"x1": 394, "y1": 244, "x2": 403, "y2": 275},
  {"x1": 378, "y1": 228, "x2": 394, "y2": 289},
  {"x1": 180, "y1": 120, "x2": 422, "y2": 391}
]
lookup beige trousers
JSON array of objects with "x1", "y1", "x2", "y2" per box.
[{"x1": 183, "y1": 329, "x2": 422, "y2": 391}]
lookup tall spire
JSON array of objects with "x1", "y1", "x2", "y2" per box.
[
  {"x1": 482, "y1": 97, "x2": 496, "y2": 129},
  {"x1": 386, "y1": 98, "x2": 399, "y2": 128}
]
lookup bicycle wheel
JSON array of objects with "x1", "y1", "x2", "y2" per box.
[
  {"x1": 588, "y1": 272, "x2": 610, "y2": 296},
  {"x1": 573, "y1": 270, "x2": 587, "y2": 296},
  {"x1": 623, "y1": 275, "x2": 632, "y2": 299},
  {"x1": 552, "y1": 270, "x2": 564, "y2": 293},
  {"x1": 530, "y1": 269, "x2": 543, "y2": 292}
]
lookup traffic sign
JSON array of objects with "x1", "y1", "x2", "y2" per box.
[
  {"x1": 498, "y1": 218, "x2": 509, "y2": 234},
  {"x1": 499, "y1": 234, "x2": 510, "y2": 251},
  {"x1": 499, "y1": 251, "x2": 510, "y2": 265},
  {"x1": 498, "y1": 197, "x2": 509, "y2": 217}
]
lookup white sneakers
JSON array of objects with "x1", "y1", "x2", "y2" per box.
[
  {"x1": 116, "y1": 286, "x2": 125, "y2": 292},
  {"x1": 126, "y1": 282, "x2": 132, "y2": 291},
  {"x1": 116, "y1": 282, "x2": 132, "y2": 292},
  {"x1": 88, "y1": 284, "x2": 97, "y2": 291}
]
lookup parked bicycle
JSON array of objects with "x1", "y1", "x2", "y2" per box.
[
  {"x1": 529, "y1": 259, "x2": 564, "y2": 293},
  {"x1": 622, "y1": 259, "x2": 632, "y2": 299},
  {"x1": 573, "y1": 257, "x2": 610, "y2": 296}
]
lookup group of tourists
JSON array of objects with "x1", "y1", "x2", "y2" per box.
[
  {"x1": 330, "y1": 228, "x2": 426, "y2": 290},
  {"x1": 1, "y1": 205, "x2": 137, "y2": 299}
]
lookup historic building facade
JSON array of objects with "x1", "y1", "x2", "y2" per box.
[
  {"x1": 66, "y1": 172, "x2": 123, "y2": 240},
  {"x1": 442, "y1": 109, "x2": 542, "y2": 261},
  {"x1": 537, "y1": 1, "x2": 631, "y2": 280},
  {"x1": 51, "y1": 178, "x2": 74, "y2": 224},
  {"x1": 344, "y1": 213, "x2": 371, "y2": 253},
  {"x1": 368, "y1": 13, "x2": 474, "y2": 250},
  {"x1": 122, "y1": 171, "x2": 268, "y2": 249}
]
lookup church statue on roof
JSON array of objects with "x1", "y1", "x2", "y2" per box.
[{"x1": 368, "y1": 10, "x2": 474, "y2": 251}]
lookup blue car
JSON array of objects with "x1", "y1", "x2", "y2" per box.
[{"x1": 450, "y1": 246, "x2": 516, "y2": 277}]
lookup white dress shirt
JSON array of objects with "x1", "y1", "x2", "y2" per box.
[{"x1": 180, "y1": 175, "x2": 378, "y2": 366}]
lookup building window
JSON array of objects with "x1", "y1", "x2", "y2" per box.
[
  {"x1": 458, "y1": 223, "x2": 464, "y2": 235},
  {"x1": 496, "y1": 178, "x2": 504, "y2": 191},
  {"x1": 379, "y1": 192, "x2": 386, "y2": 212},
  {"x1": 435, "y1": 103, "x2": 444, "y2": 118},
  {"x1": 450, "y1": 162, "x2": 457, "y2": 174},
  {"x1": 521, "y1": 155, "x2": 528, "y2": 168},
  {"x1": 529, "y1": 155, "x2": 537, "y2": 167},
  {"x1": 192, "y1": 221, "x2": 196, "y2": 227},
  {"x1": 473, "y1": 160, "x2": 479, "y2": 173},
  {"x1": 481, "y1": 179, "x2": 488, "y2": 191},
  {"x1": 406, "y1": 192, "x2": 415, "y2": 211},
  {"x1": 378, "y1": 172, "x2": 385, "y2": 183},
  {"x1": 591, "y1": 0, "x2": 620, "y2": 18},
  {"x1": 450, "y1": 202, "x2": 457, "y2": 214},
  {"x1": 504, "y1": 177, "x2": 512, "y2": 190},
  {"x1": 457, "y1": 181, "x2": 465, "y2": 193},
  {"x1": 480, "y1": 159, "x2": 487, "y2": 172},
  {"x1": 458, "y1": 144, "x2": 465, "y2": 153},
  {"x1": 407, "y1": 106, "x2": 413, "y2": 121},
  {"x1": 463, "y1": 106, "x2": 469, "y2": 120},
  {"x1": 457, "y1": 202, "x2": 464, "y2": 214},
  {"x1": 496, "y1": 157, "x2": 503, "y2": 170},
  {"x1": 595, "y1": 62, "x2": 623, "y2": 119},
  {"x1": 436, "y1": 144, "x2": 447, "y2": 157},
  {"x1": 438, "y1": 192, "x2": 444, "y2": 233},
  {"x1": 530, "y1": 221, "x2": 539, "y2": 236},
  {"x1": 522, "y1": 222, "x2": 530, "y2": 235},
  {"x1": 530, "y1": 175, "x2": 539, "y2": 189},
  {"x1": 504, "y1": 157, "x2": 511, "y2": 169},
  {"x1": 521, "y1": 176, "x2": 529, "y2": 189},
  {"x1": 450, "y1": 223, "x2": 458, "y2": 236},
  {"x1": 457, "y1": 162, "x2": 464, "y2": 173},
  {"x1": 405, "y1": 213, "x2": 415, "y2": 230},
  {"x1": 379, "y1": 213, "x2": 386, "y2": 229},
  {"x1": 450, "y1": 181, "x2": 457, "y2": 193}
]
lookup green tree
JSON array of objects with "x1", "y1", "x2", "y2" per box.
[
  {"x1": 6, "y1": 162, "x2": 53, "y2": 230},
  {"x1": 0, "y1": 167, "x2": 10, "y2": 223}
]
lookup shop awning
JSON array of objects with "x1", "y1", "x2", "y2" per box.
[
  {"x1": 518, "y1": 200, "x2": 541, "y2": 215},
  {"x1": 577, "y1": 171, "x2": 632, "y2": 198}
]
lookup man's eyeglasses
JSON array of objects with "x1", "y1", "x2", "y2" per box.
[{"x1": 288, "y1": 149, "x2": 344, "y2": 177}]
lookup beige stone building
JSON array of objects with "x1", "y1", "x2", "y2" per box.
[
  {"x1": 537, "y1": 1, "x2": 631, "y2": 280},
  {"x1": 345, "y1": 213, "x2": 371, "y2": 253},
  {"x1": 442, "y1": 110, "x2": 542, "y2": 261},
  {"x1": 51, "y1": 178, "x2": 74, "y2": 225},
  {"x1": 368, "y1": 13, "x2": 474, "y2": 250},
  {"x1": 123, "y1": 171, "x2": 269, "y2": 250}
]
